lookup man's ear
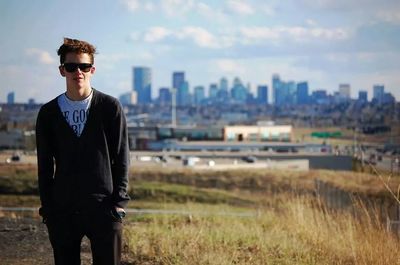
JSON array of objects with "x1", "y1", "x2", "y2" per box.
[
  {"x1": 59, "y1": 66, "x2": 66, "y2": 77},
  {"x1": 90, "y1": 66, "x2": 96, "y2": 74}
]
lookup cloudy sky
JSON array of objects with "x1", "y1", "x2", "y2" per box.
[{"x1": 1, "y1": 0, "x2": 400, "y2": 103}]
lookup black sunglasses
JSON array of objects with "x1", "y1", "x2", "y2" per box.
[{"x1": 62, "y1": 63, "x2": 93, "y2": 73}]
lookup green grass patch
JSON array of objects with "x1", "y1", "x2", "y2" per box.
[{"x1": 130, "y1": 181, "x2": 256, "y2": 206}]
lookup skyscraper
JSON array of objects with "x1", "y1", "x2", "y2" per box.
[
  {"x1": 373, "y1": 84, "x2": 384, "y2": 104},
  {"x1": 296, "y1": 82, "x2": 309, "y2": 105},
  {"x1": 158, "y1": 87, "x2": 172, "y2": 105},
  {"x1": 257, "y1": 85, "x2": 268, "y2": 105},
  {"x1": 119, "y1": 91, "x2": 137, "y2": 105},
  {"x1": 209, "y1": 83, "x2": 218, "y2": 101},
  {"x1": 218, "y1": 77, "x2": 229, "y2": 102},
  {"x1": 7, "y1": 92, "x2": 15, "y2": 104},
  {"x1": 172, "y1": 72, "x2": 188, "y2": 106},
  {"x1": 194, "y1": 86, "x2": 205, "y2": 105},
  {"x1": 272, "y1": 74, "x2": 281, "y2": 105},
  {"x1": 312, "y1": 90, "x2": 328, "y2": 104},
  {"x1": 231, "y1": 77, "x2": 247, "y2": 104},
  {"x1": 172, "y1": 72, "x2": 185, "y2": 91},
  {"x1": 179, "y1": 81, "x2": 191, "y2": 106},
  {"x1": 358, "y1": 90, "x2": 368, "y2": 103},
  {"x1": 133, "y1": 67, "x2": 152, "y2": 104},
  {"x1": 287, "y1": 81, "x2": 297, "y2": 105},
  {"x1": 338, "y1": 84, "x2": 351, "y2": 101}
]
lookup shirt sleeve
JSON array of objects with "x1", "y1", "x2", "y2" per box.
[{"x1": 108, "y1": 101, "x2": 130, "y2": 208}]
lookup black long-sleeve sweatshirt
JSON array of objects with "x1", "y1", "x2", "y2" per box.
[{"x1": 36, "y1": 89, "x2": 130, "y2": 217}]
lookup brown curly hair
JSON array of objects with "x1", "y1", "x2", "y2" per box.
[{"x1": 57, "y1": 37, "x2": 97, "y2": 65}]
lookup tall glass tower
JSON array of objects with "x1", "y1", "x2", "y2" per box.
[
  {"x1": 173, "y1": 72, "x2": 188, "y2": 106},
  {"x1": 133, "y1": 67, "x2": 152, "y2": 104},
  {"x1": 296, "y1": 82, "x2": 309, "y2": 105}
]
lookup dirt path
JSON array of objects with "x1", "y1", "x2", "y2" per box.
[{"x1": 0, "y1": 216, "x2": 134, "y2": 265}]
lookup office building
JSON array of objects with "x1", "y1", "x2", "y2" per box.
[
  {"x1": 296, "y1": 82, "x2": 309, "y2": 105},
  {"x1": 231, "y1": 77, "x2": 247, "y2": 104},
  {"x1": 338, "y1": 84, "x2": 351, "y2": 101},
  {"x1": 257, "y1": 85, "x2": 268, "y2": 104},
  {"x1": 194, "y1": 86, "x2": 205, "y2": 105},
  {"x1": 7, "y1": 92, "x2": 15, "y2": 104},
  {"x1": 119, "y1": 91, "x2": 137, "y2": 105},
  {"x1": 272, "y1": 75, "x2": 296, "y2": 106},
  {"x1": 173, "y1": 72, "x2": 190, "y2": 106},
  {"x1": 133, "y1": 67, "x2": 152, "y2": 104},
  {"x1": 373, "y1": 84, "x2": 385, "y2": 104},
  {"x1": 272, "y1": 74, "x2": 281, "y2": 105},
  {"x1": 312, "y1": 90, "x2": 328, "y2": 104},
  {"x1": 209, "y1": 83, "x2": 218, "y2": 101},
  {"x1": 217, "y1": 77, "x2": 229, "y2": 102},
  {"x1": 158, "y1": 88, "x2": 172, "y2": 105},
  {"x1": 358, "y1": 90, "x2": 368, "y2": 103}
]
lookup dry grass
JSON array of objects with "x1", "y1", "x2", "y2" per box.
[
  {"x1": 2, "y1": 162, "x2": 400, "y2": 264},
  {"x1": 131, "y1": 167, "x2": 400, "y2": 199},
  {"x1": 124, "y1": 195, "x2": 400, "y2": 265}
]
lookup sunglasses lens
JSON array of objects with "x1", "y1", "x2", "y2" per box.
[
  {"x1": 64, "y1": 63, "x2": 77, "y2": 72},
  {"x1": 79, "y1": 64, "x2": 92, "y2": 72},
  {"x1": 63, "y1": 63, "x2": 92, "y2": 73}
]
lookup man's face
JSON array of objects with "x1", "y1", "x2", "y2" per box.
[{"x1": 59, "y1": 52, "x2": 95, "y2": 90}]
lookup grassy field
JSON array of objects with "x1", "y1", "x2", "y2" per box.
[
  {"x1": 124, "y1": 197, "x2": 400, "y2": 265},
  {"x1": 1, "y1": 164, "x2": 400, "y2": 264},
  {"x1": 292, "y1": 126, "x2": 394, "y2": 146}
]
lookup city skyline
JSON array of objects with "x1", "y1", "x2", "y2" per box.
[
  {"x1": 2, "y1": 68, "x2": 397, "y2": 104},
  {"x1": 134, "y1": 70, "x2": 395, "y2": 105},
  {"x1": 1, "y1": 0, "x2": 400, "y2": 103}
]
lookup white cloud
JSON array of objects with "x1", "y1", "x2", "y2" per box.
[
  {"x1": 25, "y1": 48, "x2": 56, "y2": 64},
  {"x1": 131, "y1": 23, "x2": 350, "y2": 53},
  {"x1": 226, "y1": 0, "x2": 255, "y2": 16},
  {"x1": 180, "y1": 27, "x2": 220, "y2": 48},
  {"x1": 261, "y1": 4, "x2": 276, "y2": 17},
  {"x1": 196, "y1": 2, "x2": 229, "y2": 23},
  {"x1": 0, "y1": 64, "x2": 62, "y2": 103},
  {"x1": 144, "y1": 27, "x2": 172, "y2": 42},
  {"x1": 121, "y1": 0, "x2": 155, "y2": 12},
  {"x1": 121, "y1": 1, "x2": 230, "y2": 23},
  {"x1": 136, "y1": 26, "x2": 232, "y2": 48},
  {"x1": 239, "y1": 27, "x2": 281, "y2": 42},
  {"x1": 323, "y1": 52, "x2": 349, "y2": 63},
  {"x1": 239, "y1": 26, "x2": 349, "y2": 43},
  {"x1": 144, "y1": 1, "x2": 155, "y2": 11},
  {"x1": 299, "y1": 0, "x2": 360, "y2": 10},
  {"x1": 122, "y1": 0, "x2": 140, "y2": 11},
  {"x1": 160, "y1": 0, "x2": 195, "y2": 16},
  {"x1": 215, "y1": 59, "x2": 245, "y2": 74},
  {"x1": 306, "y1": 19, "x2": 317, "y2": 27},
  {"x1": 309, "y1": 27, "x2": 348, "y2": 40},
  {"x1": 377, "y1": 10, "x2": 400, "y2": 24}
]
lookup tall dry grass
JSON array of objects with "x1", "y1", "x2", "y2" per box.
[{"x1": 124, "y1": 194, "x2": 400, "y2": 265}]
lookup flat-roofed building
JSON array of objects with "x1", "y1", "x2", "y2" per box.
[{"x1": 224, "y1": 125, "x2": 293, "y2": 142}]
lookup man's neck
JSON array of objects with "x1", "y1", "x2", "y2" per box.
[{"x1": 66, "y1": 86, "x2": 92, "y2": 101}]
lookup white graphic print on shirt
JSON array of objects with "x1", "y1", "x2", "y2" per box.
[{"x1": 57, "y1": 92, "x2": 93, "y2": 137}]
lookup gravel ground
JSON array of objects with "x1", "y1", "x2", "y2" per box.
[{"x1": 0, "y1": 215, "x2": 134, "y2": 265}]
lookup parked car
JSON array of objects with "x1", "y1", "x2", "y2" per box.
[{"x1": 242, "y1": 156, "x2": 257, "y2": 163}]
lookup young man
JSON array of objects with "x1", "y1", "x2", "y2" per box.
[{"x1": 36, "y1": 38, "x2": 130, "y2": 265}]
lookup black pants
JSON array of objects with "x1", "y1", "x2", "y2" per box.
[{"x1": 46, "y1": 210, "x2": 123, "y2": 265}]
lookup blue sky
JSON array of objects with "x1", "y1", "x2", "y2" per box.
[{"x1": 1, "y1": 0, "x2": 400, "y2": 103}]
